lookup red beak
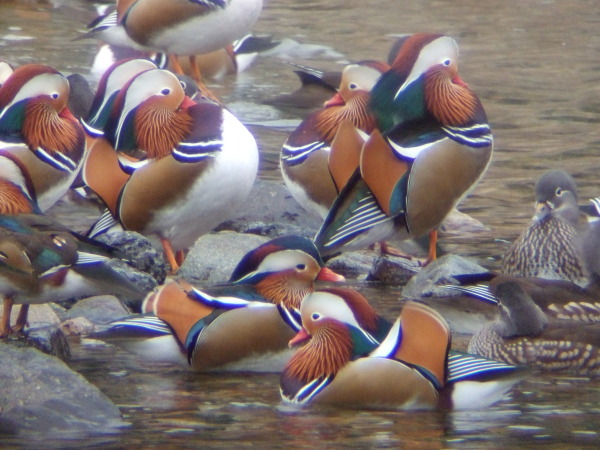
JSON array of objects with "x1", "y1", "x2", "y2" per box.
[
  {"x1": 452, "y1": 74, "x2": 469, "y2": 88},
  {"x1": 179, "y1": 96, "x2": 197, "y2": 110},
  {"x1": 59, "y1": 107, "x2": 77, "y2": 122},
  {"x1": 316, "y1": 266, "x2": 345, "y2": 282},
  {"x1": 289, "y1": 327, "x2": 311, "y2": 348},
  {"x1": 324, "y1": 91, "x2": 345, "y2": 107}
]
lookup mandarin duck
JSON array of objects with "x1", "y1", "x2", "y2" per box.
[
  {"x1": 468, "y1": 280, "x2": 600, "y2": 375},
  {"x1": 502, "y1": 170, "x2": 589, "y2": 286},
  {"x1": 120, "y1": 0, "x2": 263, "y2": 83},
  {"x1": 580, "y1": 196, "x2": 600, "y2": 221},
  {"x1": 281, "y1": 288, "x2": 525, "y2": 410},
  {"x1": 0, "y1": 213, "x2": 145, "y2": 338},
  {"x1": 0, "y1": 64, "x2": 86, "y2": 212},
  {"x1": 314, "y1": 33, "x2": 493, "y2": 263},
  {"x1": 99, "y1": 236, "x2": 344, "y2": 371},
  {"x1": 82, "y1": 67, "x2": 258, "y2": 272},
  {"x1": 280, "y1": 61, "x2": 390, "y2": 219}
]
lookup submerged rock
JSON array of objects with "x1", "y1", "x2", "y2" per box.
[{"x1": 0, "y1": 344, "x2": 125, "y2": 437}]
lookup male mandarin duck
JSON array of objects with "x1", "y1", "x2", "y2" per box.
[
  {"x1": 0, "y1": 64, "x2": 86, "y2": 211},
  {"x1": 467, "y1": 279, "x2": 600, "y2": 375},
  {"x1": 120, "y1": 0, "x2": 263, "y2": 82},
  {"x1": 280, "y1": 61, "x2": 390, "y2": 219},
  {"x1": 281, "y1": 288, "x2": 525, "y2": 410},
  {"x1": 502, "y1": 170, "x2": 589, "y2": 286},
  {"x1": 82, "y1": 66, "x2": 259, "y2": 272},
  {"x1": 0, "y1": 213, "x2": 145, "y2": 338},
  {"x1": 99, "y1": 236, "x2": 344, "y2": 371},
  {"x1": 314, "y1": 33, "x2": 493, "y2": 263}
]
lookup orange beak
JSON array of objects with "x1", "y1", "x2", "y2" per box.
[
  {"x1": 324, "y1": 91, "x2": 345, "y2": 107},
  {"x1": 316, "y1": 266, "x2": 345, "y2": 282},
  {"x1": 289, "y1": 327, "x2": 311, "y2": 348}
]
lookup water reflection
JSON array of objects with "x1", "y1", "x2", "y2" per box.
[{"x1": 2, "y1": 0, "x2": 600, "y2": 446}]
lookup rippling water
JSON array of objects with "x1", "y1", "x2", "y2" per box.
[{"x1": 2, "y1": 0, "x2": 600, "y2": 446}]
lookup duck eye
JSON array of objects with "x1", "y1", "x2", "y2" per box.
[
  {"x1": 443, "y1": 59, "x2": 451, "y2": 66},
  {"x1": 179, "y1": 81, "x2": 187, "y2": 89},
  {"x1": 296, "y1": 264, "x2": 306, "y2": 271},
  {"x1": 349, "y1": 83, "x2": 358, "y2": 90},
  {"x1": 556, "y1": 187, "x2": 563, "y2": 196},
  {"x1": 51, "y1": 92, "x2": 59, "y2": 99},
  {"x1": 161, "y1": 88, "x2": 171, "y2": 95},
  {"x1": 311, "y1": 312, "x2": 321, "y2": 321}
]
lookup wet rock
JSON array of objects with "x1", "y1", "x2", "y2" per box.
[
  {"x1": 402, "y1": 254, "x2": 489, "y2": 299},
  {"x1": 216, "y1": 179, "x2": 322, "y2": 238},
  {"x1": 0, "y1": 344, "x2": 124, "y2": 437},
  {"x1": 66, "y1": 295, "x2": 130, "y2": 325},
  {"x1": 326, "y1": 250, "x2": 378, "y2": 280},
  {"x1": 178, "y1": 233, "x2": 268, "y2": 285},
  {"x1": 368, "y1": 254, "x2": 422, "y2": 285},
  {"x1": 25, "y1": 326, "x2": 71, "y2": 361},
  {"x1": 439, "y1": 208, "x2": 489, "y2": 235},
  {"x1": 59, "y1": 317, "x2": 96, "y2": 337},
  {"x1": 97, "y1": 230, "x2": 167, "y2": 285}
]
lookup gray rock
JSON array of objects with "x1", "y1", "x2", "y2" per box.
[
  {"x1": 67, "y1": 295, "x2": 131, "y2": 325},
  {"x1": 327, "y1": 250, "x2": 378, "y2": 280},
  {"x1": 178, "y1": 232, "x2": 269, "y2": 285},
  {"x1": 59, "y1": 317, "x2": 96, "y2": 337},
  {"x1": 0, "y1": 344, "x2": 124, "y2": 437},
  {"x1": 216, "y1": 179, "x2": 322, "y2": 238},
  {"x1": 368, "y1": 254, "x2": 422, "y2": 285},
  {"x1": 402, "y1": 254, "x2": 489, "y2": 299},
  {"x1": 5, "y1": 326, "x2": 71, "y2": 361},
  {"x1": 97, "y1": 231, "x2": 167, "y2": 285}
]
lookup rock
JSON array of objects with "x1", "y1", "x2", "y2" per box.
[
  {"x1": 10, "y1": 304, "x2": 61, "y2": 329},
  {"x1": 326, "y1": 250, "x2": 378, "y2": 280},
  {"x1": 67, "y1": 295, "x2": 130, "y2": 325},
  {"x1": 25, "y1": 326, "x2": 71, "y2": 361},
  {"x1": 402, "y1": 254, "x2": 489, "y2": 299},
  {"x1": 368, "y1": 254, "x2": 422, "y2": 285},
  {"x1": 216, "y1": 179, "x2": 322, "y2": 238},
  {"x1": 59, "y1": 317, "x2": 96, "y2": 337},
  {"x1": 97, "y1": 231, "x2": 168, "y2": 285},
  {"x1": 178, "y1": 232, "x2": 269, "y2": 285},
  {"x1": 0, "y1": 344, "x2": 124, "y2": 437},
  {"x1": 439, "y1": 208, "x2": 489, "y2": 235}
]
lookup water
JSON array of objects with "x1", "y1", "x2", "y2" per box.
[{"x1": 2, "y1": 0, "x2": 600, "y2": 446}]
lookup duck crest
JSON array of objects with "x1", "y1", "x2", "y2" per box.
[
  {"x1": 389, "y1": 33, "x2": 445, "y2": 78},
  {"x1": 286, "y1": 319, "x2": 353, "y2": 383}
]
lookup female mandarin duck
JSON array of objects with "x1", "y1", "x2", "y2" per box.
[
  {"x1": 120, "y1": 0, "x2": 263, "y2": 82},
  {"x1": 468, "y1": 280, "x2": 600, "y2": 375},
  {"x1": 281, "y1": 288, "x2": 525, "y2": 410},
  {"x1": 280, "y1": 61, "x2": 390, "y2": 220},
  {"x1": 502, "y1": 170, "x2": 589, "y2": 286},
  {"x1": 101, "y1": 236, "x2": 344, "y2": 371},
  {"x1": 82, "y1": 66, "x2": 258, "y2": 272},
  {"x1": 314, "y1": 34, "x2": 493, "y2": 263},
  {"x1": 0, "y1": 64, "x2": 86, "y2": 211},
  {"x1": 0, "y1": 213, "x2": 145, "y2": 338}
]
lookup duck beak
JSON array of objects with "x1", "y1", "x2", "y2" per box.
[
  {"x1": 289, "y1": 327, "x2": 311, "y2": 348},
  {"x1": 533, "y1": 201, "x2": 551, "y2": 222},
  {"x1": 316, "y1": 266, "x2": 345, "y2": 282},
  {"x1": 179, "y1": 96, "x2": 197, "y2": 109},
  {"x1": 324, "y1": 91, "x2": 345, "y2": 107}
]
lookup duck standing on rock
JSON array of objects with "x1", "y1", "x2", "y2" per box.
[
  {"x1": 81, "y1": 66, "x2": 259, "y2": 272},
  {"x1": 314, "y1": 33, "x2": 493, "y2": 264}
]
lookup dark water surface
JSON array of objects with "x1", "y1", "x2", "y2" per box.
[{"x1": 2, "y1": 0, "x2": 600, "y2": 447}]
